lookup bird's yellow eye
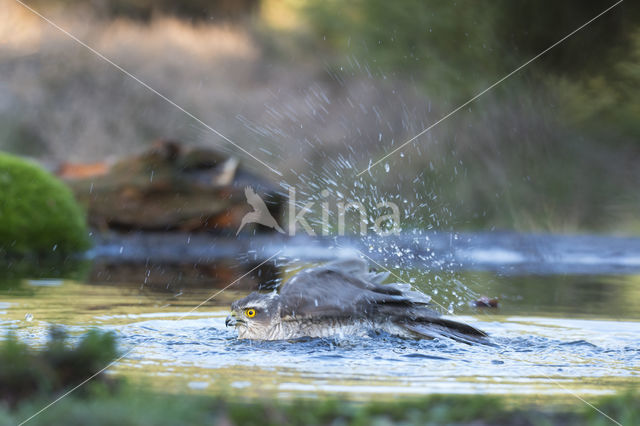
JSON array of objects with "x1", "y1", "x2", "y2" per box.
[{"x1": 245, "y1": 308, "x2": 256, "y2": 318}]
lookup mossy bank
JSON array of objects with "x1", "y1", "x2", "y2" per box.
[{"x1": 0, "y1": 152, "x2": 90, "y2": 256}]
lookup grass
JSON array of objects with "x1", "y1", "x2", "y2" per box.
[{"x1": 2, "y1": 386, "x2": 638, "y2": 425}]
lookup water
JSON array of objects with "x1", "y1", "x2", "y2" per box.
[
  {"x1": 114, "y1": 314, "x2": 638, "y2": 398},
  {"x1": 1, "y1": 232, "x2": 639, "y2": 401}
]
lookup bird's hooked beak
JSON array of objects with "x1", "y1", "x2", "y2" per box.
[{"x1": 225, "y1": 312, "x2": 238, "y2": 327}]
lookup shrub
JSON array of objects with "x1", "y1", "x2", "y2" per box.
[
  {"x1": 0, "y1": 152, "x2": 90, "y2": 256},
  {"x1": 0, "y1": 328, "x2": 119, "y2": 406}
]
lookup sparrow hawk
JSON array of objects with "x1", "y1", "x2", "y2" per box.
[{"x1": 226, "y1": 259, "x2": 487, "y2": 344}]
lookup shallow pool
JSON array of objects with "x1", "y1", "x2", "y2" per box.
[{"x1": 1, "y1": 234, "x2": 639, "y2": 403}]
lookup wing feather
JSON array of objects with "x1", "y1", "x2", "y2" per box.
[
  {"x1": 400, "y1": 321, "x2": 489, "y2": 345},
  {"x1": 279, "y1": 261, "x2": 435, "y2": 319},
  {"x1": 279, "y1": 260, "x2": 488, "y2": 343}
]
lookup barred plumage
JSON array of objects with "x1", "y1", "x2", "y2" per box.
[{"x1": 225, "y1": 259, "x2": 487, "y2": 344}]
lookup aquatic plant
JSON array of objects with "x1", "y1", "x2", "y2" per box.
[{"x1": 0, "y1": 152, "x2": 90, "y2": 256}]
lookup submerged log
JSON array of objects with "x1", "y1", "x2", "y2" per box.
[{"x1": 60, "y1": 140, "x2": 283, "y2": 234}]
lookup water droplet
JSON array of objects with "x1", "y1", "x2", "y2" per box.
[
  {"x1": 384, "y1": 163, "x2": 390, "y2": 173},
  {"x1": 25, "y1": 313, "x2": 33, "y2": 322}
]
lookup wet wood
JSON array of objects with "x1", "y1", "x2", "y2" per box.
[{"x1": 60, "y1": 139, "x2": 283, "y2": 233}]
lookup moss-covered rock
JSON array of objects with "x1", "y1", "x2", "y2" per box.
[{"x1": 0, "y1": 152, "x2": 90, "y2": 256}]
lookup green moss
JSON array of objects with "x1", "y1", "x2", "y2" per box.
[{"x1": 0, "y1": 152, "x2": 90, "y2": 256}]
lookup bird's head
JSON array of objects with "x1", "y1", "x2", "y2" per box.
[{"x1": 226, "y1": 291, "x2": 281, "y2": 339}]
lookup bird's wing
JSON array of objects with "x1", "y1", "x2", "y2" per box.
[
  {"x1": 279, "y1": 259, "x2": 434, "y2": 320},
  {"x1": 321, "y1": 258, "x2": 390, "y2": 284},
  {"x1": 245, "y1": 186, "x2": 269, "y2": 211},
  {"x1": 279, "y1": 259, "x2": 488, "y2": 343},
  {"x1": 401, "y1": 320, "x2": 488, "y2": 344}
]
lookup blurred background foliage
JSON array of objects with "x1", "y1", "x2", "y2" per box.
[
  {"x1": 26, "y1": 0, "x2": 260, "y2": 21},
  {"x1": 299, "y1": 0, "x2": 640, "y2": 140},
  {"x1": 2, "y1": 0, "x2": 640, "y2": 234}
]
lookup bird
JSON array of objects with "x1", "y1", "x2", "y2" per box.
[
  {"x1": 225, "y1": 258, "x2": 487, "y2": 344},
  {"x1": 236, "y1": 186, "x2": 285, "y2": 235}
]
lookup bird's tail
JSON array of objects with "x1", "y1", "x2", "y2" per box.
[{"x1": 398, "y1": 316, "x2": 490, "y2": 345}]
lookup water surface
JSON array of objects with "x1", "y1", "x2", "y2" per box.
[{"x1": 1, "y1": 232, "x2": 639, "y2": 401}]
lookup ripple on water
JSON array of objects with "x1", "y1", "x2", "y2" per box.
[
  {"x1": 5, "y1": 311, "x2": 638, "y2": 397},
  {"x1": 97, "y1": 314, "x2": 640, "y2": 397}
]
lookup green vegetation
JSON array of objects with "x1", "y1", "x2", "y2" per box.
[
  {"x1": 0, "y1": 328, "x2": 118, "y2": 406},
  {"x1": 4, "y1": 1, "x2": 640, "y2": 233},
  {"x1": 292, "y1": 0, "x2": 640, "y2": 233},
  {"x1": 0, "y1": 152, "x2": 90, "y2": 256},
  {"x1": 0, "y1": 332, "x2": 638, "y2": 425},
  {"x1": 0, "y1": 393, "x2": 517, "y2": 425},
  {"x1": 3, "y1": 383, "x2": 639, "y2": 426},
  {"x1": 555, "y1": 28, "x2": 640, "y2": 144},
  {"x1": 301, "y1": 1, "x2": 640, "y2": 93}
]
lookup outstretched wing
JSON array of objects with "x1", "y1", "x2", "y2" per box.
[
  {"x1": 279, "y1": 258, "x2": 487, "y2": 343},
  {"x1": 279, "y1": 258, "x2": 434, "y2": 319}
]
